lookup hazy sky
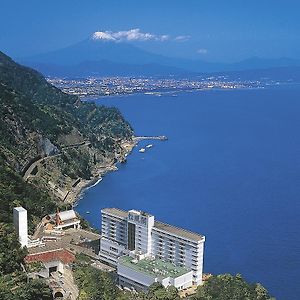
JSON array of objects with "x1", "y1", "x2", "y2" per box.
[{"x1": 1, "y1": 0, "x2": 299, "y2": 62}]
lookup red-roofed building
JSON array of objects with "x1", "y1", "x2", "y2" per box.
[{"x1": 25, "y1": 248, "x2": 75, "y2": 278}]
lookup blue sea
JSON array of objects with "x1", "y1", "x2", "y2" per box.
[{"x1": 76, "y1": 87, "x2": 300, "y2": 300}]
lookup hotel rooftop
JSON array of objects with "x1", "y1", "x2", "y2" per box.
[
  {"x1": 102, "y1": 207, "x2": 203, "y2": 242},
  {"x1": 119, "y1": 256, "x2": 190, "y2": 279}
]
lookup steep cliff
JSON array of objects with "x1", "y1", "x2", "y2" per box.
[{"x1": 0, "y1": 51, "x2": 133, "y2": 224}]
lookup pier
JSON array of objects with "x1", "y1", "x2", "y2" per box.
[{"x1": 134, "y1": 135, "x2": 168, "y2": 142}]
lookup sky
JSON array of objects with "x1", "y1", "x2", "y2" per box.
[{"x1": 0, "y1": 0, "x2": 299, "y2": 62}]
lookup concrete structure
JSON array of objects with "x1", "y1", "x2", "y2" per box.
[
  {"x1": 25, "y1": 249, "x2": 77, "y2": 300},
  {"x1": 25, "y1": 248, "x2": 75, "y2": 278},
  {"x1": 99, "y1": 208, "x2": 205, "y2": 290},
  {"x1": 118, "y1": 255, "x2": 193, "y2": 291},
  {"x1": 13, "y1": 206, "x2": 28, "y2": 247}
]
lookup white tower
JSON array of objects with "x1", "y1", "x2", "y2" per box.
[{"x1": 13, "y1": 207, "x2": 28, "y2": 247}]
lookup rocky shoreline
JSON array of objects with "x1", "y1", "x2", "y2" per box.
[
  {"x1": 24, "y1": 135, "x2": 165, "y2": 209},
  {"x1": 64, "y1": 135, "x2": 166, "y2": 206},
  {"x1": 63, "y1": 138, "x2": 137, "y2": 205}
]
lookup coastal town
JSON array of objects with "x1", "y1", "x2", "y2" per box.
[{"x1": 47, "y1": 76, "x2": 269, "y2": 99}]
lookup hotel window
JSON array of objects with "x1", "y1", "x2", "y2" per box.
[{"x1": 109, "y1": 246, "x2": 118, "y2": 253}]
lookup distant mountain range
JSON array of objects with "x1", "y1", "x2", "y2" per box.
[
  {"x1": 19, "y1": 36, "x2": 300, "y2": 77},
  {"x1": 23, "y1": 60, "x2": 190, "y2": 77}
]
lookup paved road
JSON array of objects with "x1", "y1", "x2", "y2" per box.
[
  {"x1": 23, "y1": 141, "x2": 91, "y2": 181},
  {"x1": 23, "y1": 154, "x2": 61, "y2": 181},
  {"x1": 60, "y1": 141, "x2": 91, "y2": 150}
]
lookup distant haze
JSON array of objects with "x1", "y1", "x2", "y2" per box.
[
  {"x1": 1, "y1": 0, "x2": 299, "y2": 62},
  {"x1": 19, "y1": 36, "x2": 300, "y2": 77}
]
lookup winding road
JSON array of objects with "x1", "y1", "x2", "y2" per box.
[{"x1": 23, "y1": 141, "x2": 91, "y2": 181}]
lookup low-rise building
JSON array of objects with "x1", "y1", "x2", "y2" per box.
[
  {"x1": 45, "y1": 209, "x2": 80, "y2": 230},
  {"x1": 25, "y1": 248, "x2": 75, "y2": 278},
  {"x1": 118, "y1": 255, "x2": 193, "y2": 291}
]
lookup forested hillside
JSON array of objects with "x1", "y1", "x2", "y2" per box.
[
  {"x1": 0, "y1": 51, "x2": 134, "y2": 298},
  {"x1": 0, "y1": 51, "x2": 133, "y2": 225}
]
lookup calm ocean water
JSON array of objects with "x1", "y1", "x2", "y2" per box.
[{"x1": 76, "y1": 87, "x2": 300, "y2": 299}]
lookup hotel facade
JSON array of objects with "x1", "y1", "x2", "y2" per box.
[{"x1": 99, "y1": 208, "x2": 205, "y2": 290}]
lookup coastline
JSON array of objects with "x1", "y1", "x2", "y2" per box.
[
  {"x1": 64, "y1": 135, "x2": 167, "y2": 207},
  {"x1": 63, "y1": 137, "x2": 138, "y2": 205}
]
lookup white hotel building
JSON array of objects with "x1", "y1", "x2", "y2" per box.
[{"x1": 99, "y1": 208, "x2": 205, "y2": 290}]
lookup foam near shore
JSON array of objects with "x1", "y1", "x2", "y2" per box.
[
  {"x1": 66, "y1": 135, "x2": 167, "y2": 205},
  {"x1": 63, "y1": 138, "x2": 137, "y2": 205}
]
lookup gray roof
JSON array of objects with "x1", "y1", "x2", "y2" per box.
[
  {"x1": 154, "y1": 221, "x2": 203, "y2": 242},
  {"x1": 102, "y1": 208, "x2": 128, "y2": 219},
  {"x1": 101, "y1": 208, "x2": 204, "y2": 242},
  {"x1": 59, "y1": 210, "x2": 77, "y2": 221}
]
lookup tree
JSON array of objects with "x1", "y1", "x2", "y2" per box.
[
  {"x1": 193, "y1": 274, "x2": 274, "y2": 300},
  {"x1": 15, "y1": 279, "x2": 53, "y2": 300},
  {"x1": 0, "y1": 223, "x2": 27, "y2": 275}
]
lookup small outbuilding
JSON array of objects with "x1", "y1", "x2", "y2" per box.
[{"x1": 46, "y1": 209, "x2": 80, "y2": 230}]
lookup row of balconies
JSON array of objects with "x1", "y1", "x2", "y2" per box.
[
  {"x1": 155, "y1": 253, "x2": 186, "y2": 266},
  {"x1": 154, "y1": 247, "x2": 186, "y2": 258},
  {"x1": 102, "y1": 215, "x2": 127, "y2": 223},
  {"x1": 102, "y1": 223, "x2": 126, "y2": 233},
  {"x1": 154, "y1": 243, "x2": 186, "y2": 254},
  {"x1": 153, "y1": 248, "x2": 201, "y2": 269},
  {"x1": 102, "y1": 226, "x2": 126, "y2": 236},
  {"x1": 153, "y1": 230, "x2": 201, "y2": 247},
  {"x1": 104, "y1": 232, "x2": 126, "y2": 243},
  {"x1": 154, "y1": 245, "x2": 201, "y2": 263}
]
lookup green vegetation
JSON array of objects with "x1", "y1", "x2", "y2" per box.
[
  {"x1": 192, "y1": 274, "x2": 274, "y2": 300},
  {"x1": 0, "y1": 223, "x2": 52, "y2": 299},
  {"x1": 0, "y1": 50, "x2": 133, "y2": 204},
  {"x1": 74, "y1": 255, "x2": 120, "y2": 300},
  {"x1": 0, "y1": 51, "x2": 132, "y2": 148},
  {"x1": 0, "y1": 223, "x2": 26, "y2": 275},
  {"x1": 0, "y1": 161, "x2": 56, "y2": 231},
  {"x1": 73, "y1": 255, "x2": 180, "y2": 300},
  {"x1": 73, "y1": 255, "x2": 274, "y2": 300},
  {"x1": 0, "y1": 51, "x2": 274, "y2": 299},
  {"x1": 0, "y1": 274, "x2": 53, "y2": 300},
  {"x1": 0, "y1": 50, "x2": 133, "y2": 299},
  {"x1": 0, "y1": 50, "x2": 133, "y2": 224},
  {"x1": 60, "y1": 148, "x2": 92, "y2": 179}
]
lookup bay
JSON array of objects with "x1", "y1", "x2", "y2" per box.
[{"x1": 76, "y1": 87, "x2": 300, "y2": 299}]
